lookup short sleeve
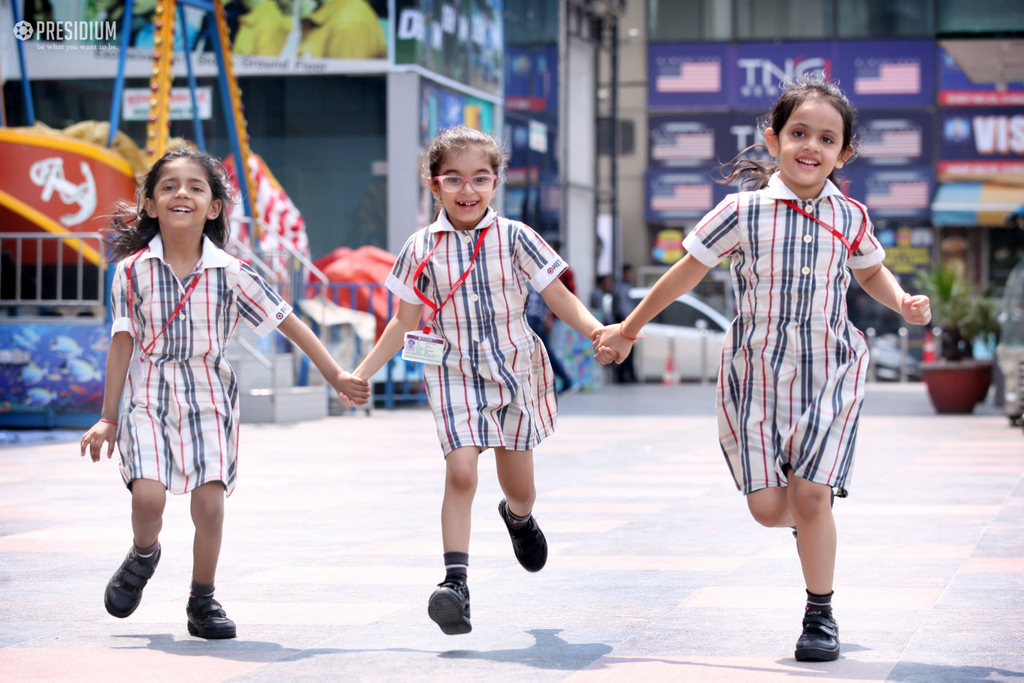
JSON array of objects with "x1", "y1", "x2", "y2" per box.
[
  {"x1": 232, "y1": 261, "x2": 293, "y2": 337},
  {"x1": 513, "y1": 223, "x2": 567, "y2": 292},
  {"x1": 109, "y1": 260, "x2": 134, "y2": 338},
  {"x1": 846, "y1": 203, "x2": 886, "y2": 269},
  {"x1": 384, "y1": 231, "x2": 425, "y2": 305},
  {"x1": 682, "y1": 195, "x2": 741, "y2": 268}
]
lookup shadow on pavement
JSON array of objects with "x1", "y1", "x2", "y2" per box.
[
  {"x1": 888, "y1": 662, "x2": 1024, "y2": 682},
  {"x1": 438, "y1": 628, "x2": 613, "y2": 670}
]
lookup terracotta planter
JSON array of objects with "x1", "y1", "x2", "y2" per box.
[{"x1": 920, "y1": 360, "x2": 993, "y2": 414}]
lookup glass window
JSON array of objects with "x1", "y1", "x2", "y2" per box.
[
  {"x1": 648, "y1": 0, "x2": 732, "y2": 41},
  {"x1": 837, "y1": 0, "x2": 934, "y2": 37},
  {"x1": 735, "y1": 0, "x2": 833, "y2": 40},
  {"x1": 938, "y1": 0, "x2": 1024, "y2": 34}
]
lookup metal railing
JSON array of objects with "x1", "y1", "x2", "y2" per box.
[{"x1": 0, "y1": 232, "x2": 105, "y2": 315}]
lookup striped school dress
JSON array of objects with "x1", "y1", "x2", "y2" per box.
[
  {"x1": 109, "y1": 234, "x2": 292, "y2": 496},
  {"x1": 386, "y1": 208, "x2": 567, "y2": 455},
  {"x1": 682, "y1": 174, "x2": 886, "y2": 494}
]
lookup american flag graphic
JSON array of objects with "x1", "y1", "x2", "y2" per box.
[
  {"x1": 854, "y1": 62, "x2": 921, "y2": 95},
  {"x1": 861, "y1": 129, "x2": 922, "y2": 158},
  {"x1": 652, "y1": 132, "x2": 715, "y2": 161},
  {"x1": 865, "y1": 181, "x2": 929, "y2": 209},
  {"x1": 651, "y1": 184, "x2": 713, "y2": 211},
  {"x1": 656, "y1": 61, "x2": 721, "y2": 93}
]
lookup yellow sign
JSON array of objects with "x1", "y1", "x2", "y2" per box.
[{"x1": 884, "y1": 246, "x2": 931, "y2": 274}]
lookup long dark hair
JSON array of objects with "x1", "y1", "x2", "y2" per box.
[
  {"x1": 421, "y1": 125, "x2": 509, "y2": 220},
  {"x1": 719, "y1": 77, "x2": 858, "y2": 190},
  {"x1": 104, "y1": 148, "x2": 235, "y2": 261}
]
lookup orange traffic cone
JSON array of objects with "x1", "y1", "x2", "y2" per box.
[
  {"x1": 922, "y1": 328, "x2": 936, "y2": 363},
  {"x1": 663, "y1": 334, "x2": 677, "y2": 385}
]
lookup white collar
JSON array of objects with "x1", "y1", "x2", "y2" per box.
[
  {"x1": 763, "y1": 172, "x2": 843, "y2": 201},
  {"x1": 138, "y1": 234, "x2": 233, "y2": 270},
  {"x1": 429, "y1": 206, "x2": 497, "y2": 233}
]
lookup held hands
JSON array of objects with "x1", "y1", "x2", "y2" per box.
[
  {"x1": 334, "y1": 369, "x2": 371, "y2": 408},
  {"x1": 901, "y1": 294, "x2": 932, "y2": 326},
  {"x1": 591, "y1": 324, "x2": 634, "y2": 365},
  {"x1": 80, "y1": 421, "x2": 117, "y2": 462}
]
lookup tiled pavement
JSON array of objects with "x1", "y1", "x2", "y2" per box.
[{"x1": 1, "y1": 383, "x2": 1022, "y2": 682}]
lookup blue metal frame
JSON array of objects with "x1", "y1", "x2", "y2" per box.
[
  {"x1": 178, "y1": 2, "x2": 206, "y2": 151},
  {"x1": 11, "y1": 0, "x2": 36, "y2": 125},
  {"x1": 106, "y1": 0, "x2": 134, "y2": 146}
]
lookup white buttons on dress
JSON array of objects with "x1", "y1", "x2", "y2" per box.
[
  {"x1": 470, "y1": 294, "x2": 479, "y2": 302},
  {"x1": 801, "y1": 266, "x2": 811, "y2": 275},
  {"x1": 463, "y1": 235, "x2": 472, "y2": 244},
  {"x1": 804, "y1": 235, "x2": 813, "y2": 243},
  {"x1": 179, "y1": 313, "x2": 186, "y2": 320}
]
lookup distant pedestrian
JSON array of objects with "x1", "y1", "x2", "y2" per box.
[
  {"x1": 352, "y1": 125, "x2": 608, "y2": 635},
  {"x1": 595, "y1": 78, "x2": 931, "y2": 662},
  {"x1": 611, "y1": 264, "x2": 637, "y2": 383},
  {"x1": 79, "y1": 148, "x2": 369, "y2": 640},
  {"x1": 526, "y1": 283, "x2": 577, "y2": 394}
]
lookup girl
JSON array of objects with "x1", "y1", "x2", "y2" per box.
[
  {"x1": 354, "y1": 126, "x2": 607, "y2": 635},
  {"x1": 80, "y1": 148, "x2": 370, "y2": 639},
  {"x1": 595, "y1": 79, "x2": 931, "y2": 662}
]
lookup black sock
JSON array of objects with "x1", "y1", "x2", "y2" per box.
[
  {"x1": 443, "y1": 552, "x2": 468, "y2": 585},
  {"x1": 190, "y1": 580, "x2": 215, "y2": 599},
  {"x1": 805, "y1": 590, "x2": 833, "y2": 617},
  {"x1": 504, "y1": 506, "x2": 532, "y2": 529},
  {"x1": 133, "y1": 540, "x2": 159, "y2": 566}
]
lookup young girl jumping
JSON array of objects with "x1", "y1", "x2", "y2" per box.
[
  {"x1": 354, "y1": 125, "x2": 606, "y2": 635},
  {"x1": 595, "y1": 78, "x2": 931, "y2": 662},
  {"x1": 79, "y1": 148, "x2": 369, "y2": 639}
]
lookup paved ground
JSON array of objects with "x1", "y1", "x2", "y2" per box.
[{"x1": 1, "y1": 382, "x2": 1022, "y2": 682}]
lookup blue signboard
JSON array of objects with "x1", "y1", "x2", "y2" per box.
[
  {"x1": 856, "y1": 110, "x2": 933, "y2": 167},
  {"x1": 938, "y1": 107, "x2": 1024, "y2": 177},
  {"x1": 843, "y1": 166, "x2": 935, "y2": 221},
  {"x1": 650, "y1": 40, "x2": 934, "y2": 110},
  {"x1": 650, "y1": 112, "x2": 771, "y2": 172},
  {"x1": 646, "y1": 170, "x2": 732, "y2": 222},
  {"x1": 938, "y1": 45, "x2": 1024, "y2": 107},
  {"x1": 505, "y1": 44, "x2": 558, "y2": 119}
]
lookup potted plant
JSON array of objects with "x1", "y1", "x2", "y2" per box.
[{"x1": 914, "y1": 265, "x2": 1001, "y2": 413}]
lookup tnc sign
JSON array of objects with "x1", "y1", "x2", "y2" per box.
[{"x1": 737, "y1": 57, "x2": 829, "y2": 98}]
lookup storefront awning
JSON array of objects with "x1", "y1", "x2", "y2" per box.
[{"x1": 932, "y1": 182, "x2": 1024, "y2": 227}]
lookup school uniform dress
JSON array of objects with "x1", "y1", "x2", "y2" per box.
[
  {"x1": 386, "y1": 208, "x2": 566, "y2": 455},
  {"x1": 109, "y1": 234, "x2": 292, "y2": 496},
  {"x1": 682, "y1": 174, "x2": 885, "y2": 494}
]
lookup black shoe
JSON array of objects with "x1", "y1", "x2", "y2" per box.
[
  {"x1": 795, "y1": 612, "x2": 840, "y2": 661},
  {"x1": 498, "y1": 499, "x2": 548, "y2": 572},
  {"x1": 186, "y1": 595, "x2": 237, "y2": 639},
  {"x1": 428, "y1": 581, "x2": 472, "y2": 635},
  {"x1": 104, "y1": 545, "x2": 160, "y2": 618}
]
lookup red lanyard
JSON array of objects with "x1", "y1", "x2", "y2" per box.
[
  {"x1": 412, "y1": 223, "x2": 491, "y2": 334},
  {"x1": 124, "y1": 249, "x2": 205, "y2": 356},
  {"x1": 780, "y1": 199, "x2": 867, "y2": 253}
]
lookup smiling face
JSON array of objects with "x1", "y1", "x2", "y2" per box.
[
  {"x1": 428, "y1": 146, "x2": 499, "y2": 231},
  {"x1": 764, "y1": 98, "x2": 853, "y2": 200},
  {"x1": 144, "y1": 158, "x2": 222, "y2": 237}
]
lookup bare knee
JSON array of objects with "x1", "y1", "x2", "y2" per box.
[
  {"x1": 445, "y1": 459, "x2": 478, "y2": 497},
  {"x1": 788, "y1": 479, "x2": 831, "y2": 521},
  {"x1": 131, "y1": 481, "x2": 166, "y2": 523},
  {"x1": 747, "y1": 487, "x2": 791, "y2": 527},
  {"x1": 190, "y1": 484, "x2": 225, "y2": 532}
]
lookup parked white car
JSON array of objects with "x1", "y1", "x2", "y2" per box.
[{"x1": 628, "y1": 288, "x2": 731, "y2": 382}]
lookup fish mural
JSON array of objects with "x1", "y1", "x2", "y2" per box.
[{"x1": 1, "y1": 323, "x2": 109, "y2": 414}]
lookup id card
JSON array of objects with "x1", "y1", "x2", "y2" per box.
[{"x1": 402, "y1": 331, "x2": 445, "y2": 365}]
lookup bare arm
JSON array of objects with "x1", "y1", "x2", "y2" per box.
[
  {"x1": 81, "y1": 331, "x2": 133, "y2": 461},
  {"x1": 853, "y1": 263, "x2": 931, "y2": 326},
  {"x1": 595, "y1": 254, "x2": 713, "y2": 362},
  {"x1": 354, "y1": 299, "x2": 425, "y2": 380},
  {"x1": 539, "y1": 278, "x2": 603, "y2": 339},
  {"x1": 277, "y1": 313, "x2": 371, "y2": 406}
]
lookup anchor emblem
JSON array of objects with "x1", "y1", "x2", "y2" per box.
[{"x1": 29, "y1": 157, "x2": 98, "y2": 227}]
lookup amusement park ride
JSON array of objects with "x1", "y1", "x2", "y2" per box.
[{"x1": 0, "y1": 0, "x2": 275, "y2": 427}]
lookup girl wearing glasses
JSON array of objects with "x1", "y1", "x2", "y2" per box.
[{"x1": 354, "y1": 126, "x2": 607, "y2": 635}]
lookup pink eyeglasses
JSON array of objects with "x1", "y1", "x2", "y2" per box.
[{"x1": 433, "y1": 174, "x2": 499, "y2": 192}]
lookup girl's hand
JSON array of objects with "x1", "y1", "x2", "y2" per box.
[
  {"x1": 592, "y1": 324, "x2": 634, "y2": 364},
  {"x1": 81, "y1": 421, "x2": 117, "y2": 462},
  {"x1": 334, "y1": 369, "x2": 371, "y2": 408},
  {"x1": 901, "y1": 294, "x2": 932, "y2": 326}
]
